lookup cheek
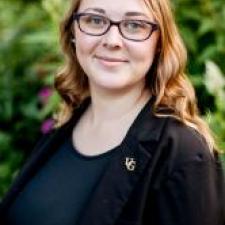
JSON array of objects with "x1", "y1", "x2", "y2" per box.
[
  {"x1": 75, "y1": 36, "x2": 97, "y2": 74},
  {"x1": 76, "y1": 36, "x2": 93, "y2": 56},
  {"x1": 125, "y1": 37, "x2": 159, "y2": 83},
  {"x1": 129, "y1": 40, "x2": 158, "y2": 72},
  {"x1": 75, "y1": 28, "x2": 98, "y2": 57}
]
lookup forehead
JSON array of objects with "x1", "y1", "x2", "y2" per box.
[{"x1": 77, "y1": 0, "x2": 154, "y2": 20}]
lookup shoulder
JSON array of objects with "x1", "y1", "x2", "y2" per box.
[{"x1": 154, "y1": 116, "x2": 215, "y2": 173}]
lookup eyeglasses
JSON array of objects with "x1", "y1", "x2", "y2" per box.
[{"x1": 73, "y1": 13, "x2": 158, "y2": 42}]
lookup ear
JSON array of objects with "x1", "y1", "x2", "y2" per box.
[
  {"x1": 70, "y1": 21, "x2": 76, "y2": 43},
  {"x1": 71, "y1": 38, "x2": 76, "y2": 43},
  {"x1": 71, "y1": 29, "x2": 76, "y2": 44}
]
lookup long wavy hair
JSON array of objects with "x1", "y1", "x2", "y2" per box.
[{"x1": 54, "y1": 0, "x2": 217, "y2": 152}]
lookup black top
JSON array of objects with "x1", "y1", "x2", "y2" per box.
[
  {"x1": 5, "y1": 138, "x2": 120, "y2": 225},
  {"x1": 1, "y1": 97, "x2": 224, "y2": 225}
]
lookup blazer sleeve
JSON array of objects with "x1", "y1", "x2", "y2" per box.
[
  {"x1": 146, "y1": 119, "x2": 225, "y2": 225},
  {"x1": 150, "y1": 160, "x2": 225, "y2": 225}
]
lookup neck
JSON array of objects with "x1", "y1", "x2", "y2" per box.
[{"x1": 87, "y1": 84, "x2": 151, "y2": 127}]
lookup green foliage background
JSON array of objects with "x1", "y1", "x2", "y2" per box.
[{"x1": 0, "y1": 0, "x2": 225, "y2": 198}]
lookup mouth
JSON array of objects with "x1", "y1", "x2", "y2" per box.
[{"x1": 95, "y1": 55, "x2": 129, "y2": 63}]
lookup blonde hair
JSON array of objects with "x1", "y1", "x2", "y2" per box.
[{"x1": 54, "y1": 0, "x2": 217, "y2": 152}]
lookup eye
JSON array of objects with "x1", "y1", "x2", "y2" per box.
[
  {"x1": 122, "y1": 20, "x2": 148, "y2": 33},
  {"x1": 82, "y1": 14, "x2": 107, "y2": 27}
]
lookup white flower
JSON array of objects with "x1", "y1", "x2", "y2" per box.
[{"x1": 204, "y1": 60, "x2": 225, "y2": 95}]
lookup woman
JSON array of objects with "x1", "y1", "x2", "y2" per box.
[{"x1": 0, "y1": 0, "x2": 225, "y2": 224}]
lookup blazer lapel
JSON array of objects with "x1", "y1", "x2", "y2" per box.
[
  {"x1": 78, "y1": 96, "x2": 167, "y2": 225},
  {"x1": 77, "y1": 136, "x2": 152, "y2": 225}
]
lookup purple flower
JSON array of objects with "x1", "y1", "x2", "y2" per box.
[
  {"x1": 41, "y1": 118, "x2": 54, "y2": 134},
  {"x1": 38, "y1": 87, "x2": 53, "y2": 105}
]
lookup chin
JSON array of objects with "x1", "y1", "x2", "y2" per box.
[
  {"x1": 93, "y1": 80, "x2": 140, "y2": 94},
  {"x1": 98, "y1": 83, "x2": 129, "y2": 91}
]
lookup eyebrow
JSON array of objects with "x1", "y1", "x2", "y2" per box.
[{"x1": 83, "y1": 7, "x2": 149, "y2": 18}]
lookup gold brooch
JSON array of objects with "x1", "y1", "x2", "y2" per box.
[{"x1": 125, "y1": 157, "x2": 136, "y2": 171}]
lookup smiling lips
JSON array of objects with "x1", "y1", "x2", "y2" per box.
[{"x1": 95, "y1": 55, "x2": 129, "y2": 67}]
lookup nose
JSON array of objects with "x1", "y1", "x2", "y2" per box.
[{"x1": 102, "y1": 25, "x2": 123, "y2": 48}]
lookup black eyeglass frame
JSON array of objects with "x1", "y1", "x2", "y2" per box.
[{"x1": 73, "y1": 12, "x2": 159, "y2": 42}]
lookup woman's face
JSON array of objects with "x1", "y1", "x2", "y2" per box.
[{"x1": 73, "y1": 0, "x2": 159, "y2": 93}]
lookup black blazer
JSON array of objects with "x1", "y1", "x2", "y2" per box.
[{"x1": 0, "y1": 97, "x2": 225, "y2": 225}]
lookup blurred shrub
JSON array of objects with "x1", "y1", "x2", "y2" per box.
[
  {"x1": 0, "y1": 0, "x2": 64, "y2": 197},
  {"x1": 0, "y1": 0, "x2": 225, "y2": 198},
  {"x1": 173, "y1": 0, "x2": 225, "y2": 113},
  {"x1": 173, "y1": 0, "x2": 225, "y2": 154},
  {"x1": 203, "y1": 61, "x2": 225, "y2": 151}
]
